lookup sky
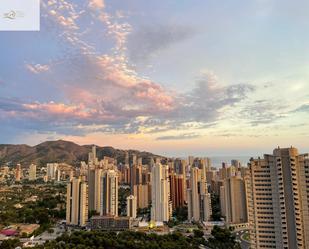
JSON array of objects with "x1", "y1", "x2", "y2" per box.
[{"x1": 0, "y1": 0, "x2": 309, "y2": 157}]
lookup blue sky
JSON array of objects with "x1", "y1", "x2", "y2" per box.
[{"x1": 0, "y1": 0, "x2": 309, "y2": 156}]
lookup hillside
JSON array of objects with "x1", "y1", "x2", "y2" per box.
[{"x1": 0, "y1": 140, "x2": 161, "y2": 167}]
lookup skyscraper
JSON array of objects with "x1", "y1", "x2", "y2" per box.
[
  {"x1": 169, "y1": 172, "x2": 185, "y2": 209},
  {"x1": 47, "y1": 163, "x2": 58, "y2": 180},
  {"x1": 88, "y1": 145, "x2": 98, "y2": 167},
  {"x1": 187, "y1": 166, "x2": 212, "y2": 222},
  {"x1": 151, "y1": 163, "x2": 171, "y2": 222},
  {"x1": 88, "y1": 168, "x2": 103, "y2": 213},
  {"x1": 101, "y1": 169, "x2": 118, "y2": 216},
  {"x1": 126, "y1": 195, "x2": 137, "y2": 218},
  {"x1": 246, "y1": 147, "x2": 309, "y2": 249},
  {"x1": 15, "y1": 164, "x2": 21, "y2": 182},
  {"x1": 29, "y1": 164, "x2": 37, "y2": 181},
  {"x1": 220, "y1": 173, "x2": 247, "y2": 224},
  {"x1": 66, "y1": 178, "x2": 88, "y2": 226}
]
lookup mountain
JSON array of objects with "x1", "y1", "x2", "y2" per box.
[{"x1": 0, "y1": 140, "x2": 162, "y2": 167}]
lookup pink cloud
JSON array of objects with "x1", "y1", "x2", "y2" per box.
[{"x1": 88, "y1": 0, "x2": 105, "y2": 10}]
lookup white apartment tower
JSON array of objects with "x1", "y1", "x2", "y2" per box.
[
  {"x1": 66, "y1": 178, "x2": 88, "y2": 226},
  {"x1": 187, "y1": 166, "x2": 212, "y2": 222},
  {"x1": 101, "y1": 169, "x2": 118, "y2": 216},
  {"x1": 151, "y1": 163, "x2": 172, "y2": 222},
  {"x1": 246, "y1": 147, "x2": 309, "y2": 249}
]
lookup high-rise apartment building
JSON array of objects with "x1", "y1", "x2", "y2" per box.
[
  {"x1": 220, "y1": 173, "x2": 247, "y2": 224},
  {"x1": 29, "y1": 164, "x2": 37, "y2": 181},
  {"x1": 169, "y1": 172, "x2": 185, "y2": 209},
  {"x1": 126, "y1": 195, "x2": 137, "y2": 218},
  {"x1": 101, "y1": 169, "x2": 118, "y2": 216},
  {"x1": 88, "y1": 168, "x2": 102, "y2": 213},
  {"x1": 246, "y1": 147, "x2": 309, "y2": 249},
  {"x1": 66, "y1": 178, "x2": 88, "y2": 226},
  {"x1": 88, "y1": 145, "x2": 98, "y2": 167},
  {"x1": 15, "y1": 164, "x2": 21, "y2": 182},
  {"x1": 151, "y1": 163, "x2": 171, "y2": 222},
  {"x1": 47, "y1": 163, "x2": 58, "y2": 180},
  {"x1": 187, "y1": 166, "x2": 212, "y2": 222}
]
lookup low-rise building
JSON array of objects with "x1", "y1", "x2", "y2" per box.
[{"x1": 90, "y1": 216, "x2": 133, "y2": 231}]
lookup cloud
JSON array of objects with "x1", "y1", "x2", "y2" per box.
[
  {"x1": 0, "y1": 1, "x2": 258, "y2": 140},
  {"x1": 128, "y1": 24, "x2": 197, "y2": 63},
  {"x1": 25, "y1": 64, "x2": 50, "y2": 74},
  {"x1": 170, "y1": 72, "x2": 255, "y2": 124},
  {"x1": 292, "y1": 104, "x2": 309, "y2": 113},
  {"x1": 239, "y1": 99, "x2": 286, "y2": 126},
  {"x1": 156, "y1": 133, "x2": 200, "y2": 140},
  {"x1": 88, "y1": 0, "x2": 105, "y2": 10}
]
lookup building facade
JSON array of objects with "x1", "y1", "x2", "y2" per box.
[
  {"x1": 246, "y1": 147, "x2": 309, "y2": 249},
  {"x1": 101, "y1": 169, "x2": 118, "y2": 216},
  {"x1": 151, "y1": 163, "x2": 171, "y2": 222},
  {"x1": 187, "y1": 166, "x2": 212, "y2": 222},
  {"x1": 66, "y1": 178, "x2": 88, "y2": 226}
]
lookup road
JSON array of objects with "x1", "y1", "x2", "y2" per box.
[{"x1": 234, "y1": 229, "x2": 250, "y2": 249}]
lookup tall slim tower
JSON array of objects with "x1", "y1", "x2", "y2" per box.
[
  {"x1": 101, "y1": 170, "x2": 118, "y2": 216},
  {"x1": 66, "y1": 178, "x2": 88, "y2": 226},
  {"x1": 47, "y1": 163, "x2": 58, "y2": 180},
  {"x1": 151, "y1": 163, "x2": 171, "y2": 222},
  {"x1": 247, "y1": 147, "x2": 309, "y2": 249},
  {"x1": 187, "y1": 166, "x2": 212, "y2": 222},
  {"x1": 15, "y1": 164, "x2": 21, "y2": 182},
  {"x1": 29, "y1": 164, "x2": 37, "y2": 181},
  {"x1": 127, "y1": 195, "x2": 137, "y2": 218}
]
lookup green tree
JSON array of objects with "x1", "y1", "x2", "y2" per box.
[
  {"x1": 0, "y1": 238, "x2": 21, "y2": 249},
  {"x1": 206, "y1": 226, "x2": 241, "y2": 249}
]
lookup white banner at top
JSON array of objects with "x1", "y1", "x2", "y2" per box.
[{"x1": 0, "y1": 0, "x2": 40, "y2": 31}]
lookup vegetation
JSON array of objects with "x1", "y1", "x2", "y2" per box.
[
  {"x1": 173, "y1": 206, "x2": 188, "y2": 222},
  {"x1": 206, "y1": 226, "x2": 241, "y2": 249},
  {"x1": 118, "y1": 187, "x2": 131, "y2": 216},
  {"x1": 0, "y1": 183, "x2": 66, "y2": 235},
  {"x1": 0, "y1": 238, "x2": 21, "y2": 249},
  {"x1": 31, "y1": 230, "x2": 206, "y2": 249},
  {"x1": 243, "y1": 232, "x2": 250, "y2": 242},
  {"x1": 167, "y1": 206, "x2": 188, "y2": 227},
  {"x1": 211, "y1": 193, "x2": 221, "y2": 221}
]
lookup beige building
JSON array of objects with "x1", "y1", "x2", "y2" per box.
[
  {"x1": 187, "y1": 166, "x2": 212, "y2": 222},
  {"x1": 101, "y1": 169, "x2": 118, "y2": 217},
  {"x1": 15, "y1": 164, "x2": 21, "y2": 182},
  {"x1": 220, "y1": 173, "x2": 247, "y2": 224},
  {"x1": 151, "y1": 163, "x2": 171, "y2": 222},
  {"x1": 127, "y1": 195, "x2": 137, "y2": 218},
  {"x1": 246, "y1": 147, "x2": 309, "y2": 249},
  {"x1": 88, "y1": 168, "x2": 102, "y2": 213},
  {"x1": 29, "y1": 164, "x2": 37, "y2": 181},
  {"x1": 66, "y1": 177, "x2": 88, "y2": 226},
  {"x1": 133, "y1": 184, "x2": 150, "y2": 209}
]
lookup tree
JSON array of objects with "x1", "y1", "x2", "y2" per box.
[
  {"x1": 173, "y1": 206, "x2": 188, "y2": 222},
  {"x1": 211, "y1": 193, "x2": 221, "y2": 221},
  {"x1": 206, "y1": 226, "x2": 241, "y2": 249},
  {"x1": 0, "y1": 238, "x2": 21, "y2": 249}
]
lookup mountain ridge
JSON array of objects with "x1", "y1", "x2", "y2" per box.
[{"x1": 0, "y1": 140, "x2": 162, "y2": 167}]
